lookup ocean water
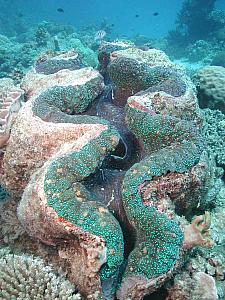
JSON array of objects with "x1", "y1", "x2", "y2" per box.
[
  {"x1": 0, "y1": 0, "x2": 183, "y2": 38},
  {"x1": 1, "y1": 0, "x2": 223, "y2": 38},
  {"x1": 0, "y1": 1, "x2": 225, "y2": 300}
]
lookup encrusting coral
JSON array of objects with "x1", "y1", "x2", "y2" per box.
[{"x1": 0, "y1": 254, "x2": 82, "y2": 300}]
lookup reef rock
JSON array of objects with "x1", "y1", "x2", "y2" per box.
[{"x1": 166, "y1": 271, "x2": 218, "y2": 300}]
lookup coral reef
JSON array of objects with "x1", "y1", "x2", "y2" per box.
[
  {"x1": 0, "y1": 254, "x2": 82, "y2": 300},
  {"x1": 186, "y1": 40, "x2": 214, "y2": 63},
  {"x1": 165, "y1": 0, "x2": 225, "y2": 62},
  {"x1": 194, "y1": 66, "x2": 225, "y2": 114},
  {"x1": 171, "y1": 0, "x2": 223, "y2": 43},
  {"x1": 0, "y1": 21, "x2": 99, "y2": 82},
  {"x1": 0, "y1": 47, "x2": 223, "y2": 299}
]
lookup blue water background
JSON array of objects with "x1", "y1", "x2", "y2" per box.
[{"x1": 1, "y1": 0, "x2": 224, "y2": 38}]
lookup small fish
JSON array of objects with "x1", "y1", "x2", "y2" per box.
[
  {"x1": 135, "y1": 14, "x2": 140, "y2": 18},
  {"x1": 57, "y1": 8, "x2": 64, "y2": 13},
  {"x1": 153, "y1": 12, "x2": 159, "y2": 16},
  {"x1": 17, "y1": 12, "x2": 24, "y2": 18},
  {"x1": 94, "y1": 30, "x2": 106, "y2": 41}
]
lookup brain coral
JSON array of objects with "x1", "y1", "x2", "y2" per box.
[
  {"x1": 0, "y1": 254, "x2": 82, "y2": 300},
  {"x1": 195, "y1": 66, "x2": 225, "y2": 113}
]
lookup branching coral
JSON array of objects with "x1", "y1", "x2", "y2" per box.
[{"x1": 0, "y1": 254, "x2": 82, "y2": 300}]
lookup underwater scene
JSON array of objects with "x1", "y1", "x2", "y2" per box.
[{"x1": 0, "y1": 0, "x2": 225, "y2": 299}]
